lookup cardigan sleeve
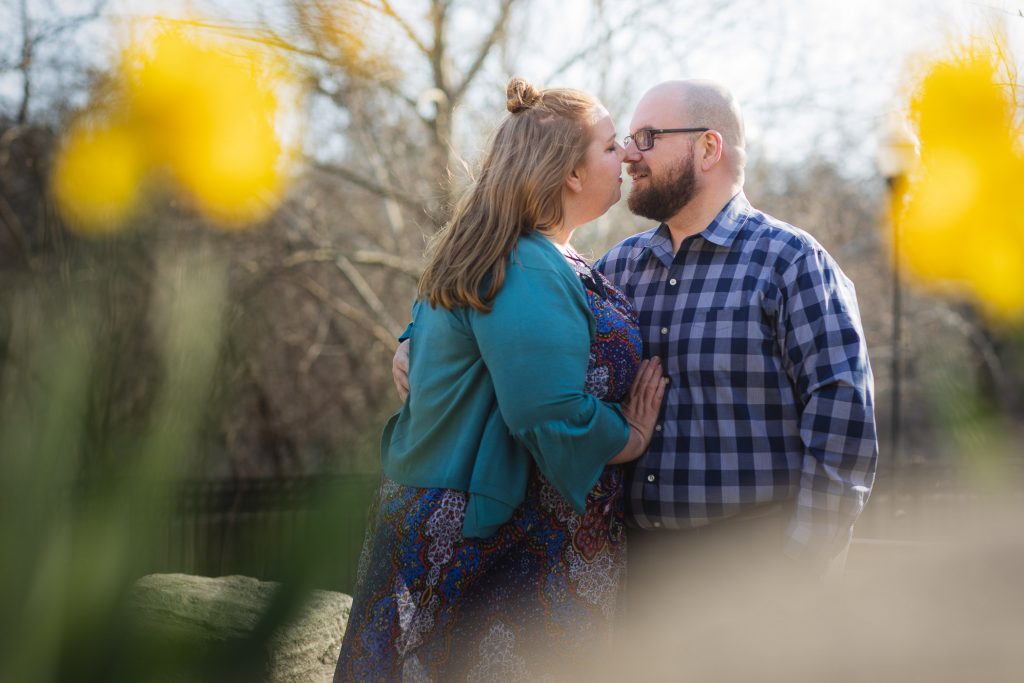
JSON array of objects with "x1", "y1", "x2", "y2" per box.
[{"x1": 470, "y1": 258, "x2": 630, "y2": 514}]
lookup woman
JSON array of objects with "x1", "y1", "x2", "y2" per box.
[{"x1": 335, "y1": 78, "x2": 664, "y2": 681}]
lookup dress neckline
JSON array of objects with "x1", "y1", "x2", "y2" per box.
[{"x1": 560, "y1": 248, "x2": 609, "y2": 300}]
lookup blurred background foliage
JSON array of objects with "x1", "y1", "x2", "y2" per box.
[{"x1": 1, "y1": 0, "x2": 1023, "y2": 681}]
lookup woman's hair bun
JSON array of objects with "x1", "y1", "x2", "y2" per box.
[{"x1": 506, "y1": 77, "x2": 541, "y2": 113}]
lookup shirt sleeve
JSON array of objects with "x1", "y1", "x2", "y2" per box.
[
  {"x1": 470, "y1": 261, "x2": 631, "y2": 515},
  {"x1": 776, "y1": 248, "x2": 878, "y2": 567}
]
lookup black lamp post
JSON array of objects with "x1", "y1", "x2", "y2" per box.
[{"x1": 876, "y1": 114, "x2": 919, "y2": 475}]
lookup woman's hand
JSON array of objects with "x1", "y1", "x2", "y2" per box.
[{"x1": 608, "y1": 357, "x2": 667, "y2": 464}]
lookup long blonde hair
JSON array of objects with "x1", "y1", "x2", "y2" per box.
[{"x1": 418, "y1": 77, "x2": 599, "y2": 312}]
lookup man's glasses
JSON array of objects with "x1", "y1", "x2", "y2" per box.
[{"x1": 623, "y1": 127, "x2": 710, "y2": 152}]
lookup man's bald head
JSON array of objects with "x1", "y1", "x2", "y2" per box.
[{"x1": 639, "y1": 80, "x2": 747, "y2": 173}]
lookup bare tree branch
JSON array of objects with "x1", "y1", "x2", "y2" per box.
[
  {"x1": 451, "y1": 0, "x2": 518, "y2": 104},
  {"x1": 352, "y1": 249, "x2": 422, "y2": 278},
  {"x1": 310, "y1": 161, "x2": 431, "y2": 215},
  {"x1": 17, "y1": 0, "x2": 31, "y2": 125},
  {"x1": 354, "y1": 104, "x2": 419, "y2": 247},
  {"x1": 334, "y1": 253, "x2": 401, "y2": 333},
  {"x1": 298, "y1": 276, "x2": 398, "y2": 350},
  {"x1": 374, "y1": 80, "x2": 421, "y2": 112},
  {"x1": 151, "y1": 16, "x2": 328, "y2": 60},
  {"x1": 147, "y1": 11, "x2": 404, "y2": 111},
  {"x1": 313, "y1": 80, "x2": 419, "y2": 126},
  {"x1": 280, "y1": 248, "x2": 336, "y2": 269},
  {"x1": 298, "y1": 313, "x2": 330, "y2": 374},
  {"x1": 151, "y1": 7, "x2": 418, "y2": 115},
  {"x1": 357, "y1": 0, "x2": 431, "y2": 57},
  {"x1": 35, "y1": 1, "x2": 107, "y2": 42},
  {"x1": 0, "y1": 192, "x2": 32, "y2": 268},
  {"x1": 277, "y1": 248, "x2": 406, "y2": 335},
  {"x1": 427, "y1": 0, "x2": 450, "y2": 96},
  {"x1": 987, "y1": 24, "x2": 1020, "y2": 115},
  {"x1": 281, "y1": 248, "x2": 422, "y2": 280},
  {"x1": 368, "y1": 154, "x2": 405, "y2": 250},
  {"x1": 12, "y1": 0, "x2": 107, "y2": 123},
  {"x1": 279, "y1": 1, "x2": 417, "y2": 109},
  {"x1": 543, "y1": 0, "x2": 663, "y2": 82}
]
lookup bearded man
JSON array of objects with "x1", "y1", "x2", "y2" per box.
[{"x1": 595, "y1": 80, "x2": 877, "y2": 603}]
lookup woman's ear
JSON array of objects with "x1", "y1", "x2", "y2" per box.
[{"x1": 565, "y1": 167, "x2": 585, "y2": 194}]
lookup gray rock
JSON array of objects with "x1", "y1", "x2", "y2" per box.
[{"x1": 131, "y1": 573, "x2": 352, "y2": 683}]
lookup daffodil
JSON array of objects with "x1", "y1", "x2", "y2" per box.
[
  {"x1": 53, "y1": 19, "x2": 298, "y2": 234},
  {"x1": 121, "y1": 25, "x2": 292, "y2": 227},
  {"x1": 52, "y1": 119, "x2": 146, "y2": 234},
  {"x1": 900, "y1": 44, "x2": 1024, "y2": 320}
]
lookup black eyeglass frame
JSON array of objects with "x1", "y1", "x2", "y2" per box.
[{"x1": 624, "y1": 127, "x2": 711, "y2": 152}]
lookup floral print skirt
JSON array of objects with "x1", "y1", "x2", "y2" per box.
[{"x1": 333, "y1": 464, "x2": 626, "y2": 682}]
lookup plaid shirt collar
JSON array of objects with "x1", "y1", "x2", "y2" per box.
[{"x1": 641, "y1": 191, "x2": 752, "y2": 267}]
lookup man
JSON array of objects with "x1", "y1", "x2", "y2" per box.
[
  {"x1": 394, "y1": 79, "x2": 877, "y2": 589},
  {"x1": 597, "y1": 80, "x2": 876, "y2": 591}
]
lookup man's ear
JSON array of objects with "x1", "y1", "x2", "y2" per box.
[
  {"x1": 699, "y1": 131, "x2": 724, "y2": 171},
  {"x1": 565, "y1": 167, "x2": 585, "y2": 193}
]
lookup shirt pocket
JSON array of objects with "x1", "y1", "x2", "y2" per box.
[
  {"x1": 688, "y1": 303, "x2": 770, "y2": 334},
  {"x1": 682, "y1": 304, "x2": 778, "y2": 383}
]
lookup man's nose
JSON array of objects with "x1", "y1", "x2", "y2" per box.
[{"x1": 623, "y1": 145, "x2": 643, "y2": 164}]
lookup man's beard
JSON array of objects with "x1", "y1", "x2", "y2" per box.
[{"x1": 627, "y1": 151, "x2": 698, "y2": 223}]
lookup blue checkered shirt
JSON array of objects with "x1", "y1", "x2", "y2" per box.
[{"x1": 595, "y1": 193, "x2": 877, "y2": 562}]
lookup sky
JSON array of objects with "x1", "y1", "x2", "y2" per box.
[
  {"x1": 4, "y1": 0, "x2": 1023, "y2": 176},
  {"x1": 517, "y1": 0, "x2": 1024, "y2": 174}
]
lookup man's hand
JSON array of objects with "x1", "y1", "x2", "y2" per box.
[{"x1": 392, "y1": 339, "x2": 410, "y2": 401}]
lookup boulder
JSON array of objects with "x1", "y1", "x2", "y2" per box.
[{"x1": 131, "y1": 573, "x2": 352, "y2": 683}]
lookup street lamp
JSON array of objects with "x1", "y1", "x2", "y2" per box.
[{"x1": 876, "y1": 112, "x2": 919, "y2": 476}]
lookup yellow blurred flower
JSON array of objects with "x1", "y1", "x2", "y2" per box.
[
  {"x1": 122, "y1": 26, "x2": 292, "y2": 227},
  {"x1": 899, "y1": 43, "x2": 1024, "y2": 320},
  {"x1": 52, "y1": 120, "x2": 146, "y2": 234},
  {"x1": 53, "y1": 19, "x2": 299, "y2": 234}
]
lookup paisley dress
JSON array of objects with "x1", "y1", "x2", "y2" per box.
[{"x1": 334, "y1": 251, "x2": 642, "y2": 682}]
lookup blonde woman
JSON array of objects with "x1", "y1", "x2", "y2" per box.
[{"x1": 334, "y1": 78, "x2": 664, "y2": 681}]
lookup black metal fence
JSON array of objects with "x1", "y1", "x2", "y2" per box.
[
  {"x1": 142, "y1": 474, "x2": 380, "y2": 593},
  {"x1": 133, "y1": 464, "x2": 1019, "y2": 594}
]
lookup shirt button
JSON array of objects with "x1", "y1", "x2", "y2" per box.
[
  {"x1": 653, "y1": 521, "x2": 662, "y2": 528},
  {"x1": 654, "y1": 424, "x2": 662, "y2": 432},
  {"x1": 669, "y1": 278, "x2": 678, "y2": 285},
  {"x1": 646, "y1": 474, "x2": 656, "y2": 483},
  {"x1": 660, "y1": 327, "x2": 668, "y2": 334}
]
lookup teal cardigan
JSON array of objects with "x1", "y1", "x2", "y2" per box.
[{"x1": 381, "y1": 232, "x2": 631, "y2": 538}]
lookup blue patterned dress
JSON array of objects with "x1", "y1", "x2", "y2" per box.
[{"x1": 335, "y1": 251, "x2": 642, "y2": 682}]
